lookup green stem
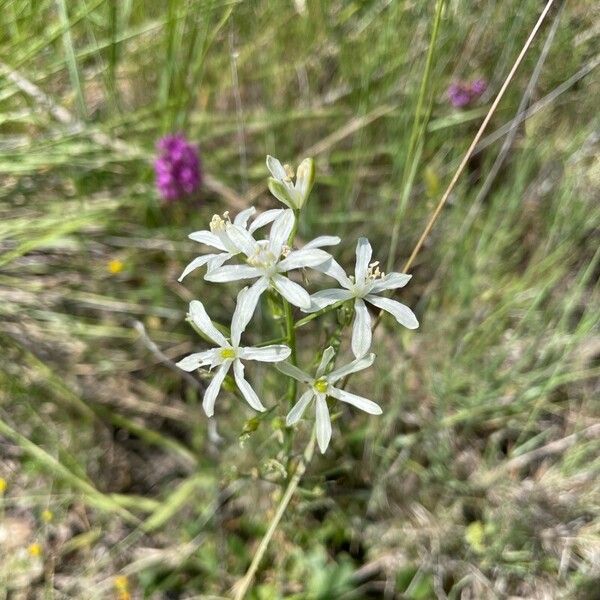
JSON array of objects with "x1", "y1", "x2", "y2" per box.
[
  {"x1": 283, "y1": 298, "x2": 297, "y2": 408},
  {"x1": 294, "y1": 299, "x2": 347, "y2": 329},
  {"x1": 282, "y1": 209, "x2": 301, "y2": 468},
  {"x1": 387, "y1": 0, "x2": 445, "y2": 272},
  {"x1": 233, "y1": 429, "x2": 316, "y2": 600}
]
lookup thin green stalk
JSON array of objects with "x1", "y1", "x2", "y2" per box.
[
  {"x1": 294, "y1": 299, "x2": 347, "y2": 328},
  {"x1": 387, "y1": 0, "x2": 445, "y2": 272},
  {"x1": 233, "y1": 429, "x2": 316, "y2": 600},
  {"x1": 282, "y1": 209, "x2": 301, "y2": 467}
]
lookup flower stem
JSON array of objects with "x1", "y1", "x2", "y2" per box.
[
  {"x1": 294, "y1": 299, "x2": 347, "y2": 329},
  {"x1": 233, "y1": 429, "x2": 316, "y2": 600},
  {"x1": 283, "y1": 298, "x2": 297, "y2": 409},
  {"x1": 387, "y1": 0, "x2": 445, "y2": 273},
  {"x1": 283, "y1": 209, "x2": 301, "y2": 468}
]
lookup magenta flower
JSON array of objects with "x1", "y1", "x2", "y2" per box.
[
  {"x1": 154, "y1": 134, "x2": 202, "y2": 202},
  {"x1": 447, "y1": 78, "x2": 488, "y2": 108},
  {"x1": 469, "y1": 78, "x2": 487, "y2": 97}
]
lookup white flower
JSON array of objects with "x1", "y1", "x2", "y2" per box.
[
  {"x1": 205, "y1": 209, "x2": 337, "y2": 314},
  {"x1": 277, "y1": 348, "x2": 381, "y2": 453},
  {"x1": 176, "y1": 288, "x2": 291, "y2": 417},
  {"x1": 266, "y1": 155, "x2": 315, "y2": 209},
  {"x1": 178, "y1": 207, "x2": 285, "y2": 282},
  {"x1": 307, "y1": 237, "x2": 419, "y2": 358}
]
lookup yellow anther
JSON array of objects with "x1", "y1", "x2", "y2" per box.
[
  {"x1": 313, "y1": 378, "x2": 328, "y2": 394},
  {"x1": 281, "y1": 244, "x2": 291, "y2": 257},
  {"x1": 220, "y1": 348, "x2": 236, "y2": 359},
  {"x1": 366, "y1": 261, "x2": 384, "y2": 280},
  {"x1": 209, "y1": 212, "x2": 232, "y2": 233},
  {"x1": 283, "y1": 163, "x2": 295, "y2": 181}
]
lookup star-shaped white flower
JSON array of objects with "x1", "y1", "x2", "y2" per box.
[
  {"x1": 266, "y1": 155, "x2": 315, "y2": 210},
  {"x1": 176, "y1": 288, "x2": 291, "y2": 417},
  {"x1": 178, "y1": 207, "x2": 285, "y2": 282},
  {"x1": 277, "y1": 347, "x2": 381, "y2": 453},
  {"x1": 205, "y1": 209, "x2": 337, "y2": 314},
  {"x1": 307, "y1": 237, "x2": 419, "y2": 358}
]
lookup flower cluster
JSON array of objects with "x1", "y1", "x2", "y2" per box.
[
  {"x1": 447, "y1": 78, "x2": 487, "y2": 108},
  {"x1": 154, "y1": 134, "x2": 202, "y2": 201},
  {"x1": 176, "y1": 155, "x2": 418, "y2": 452}
]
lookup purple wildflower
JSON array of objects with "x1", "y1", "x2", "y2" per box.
[
  {"x1": 154, "y1": 134, "x2": 202, "y2": 202},
  {"x1": 447, "y1": 78, "x2": 488, "y2": 109},
  {"x1": 469, "y1": 78, "x2": 487, "y2": 97},
  {"x1": 447, "y1": 82, "x2": 472, "y2": 108}
]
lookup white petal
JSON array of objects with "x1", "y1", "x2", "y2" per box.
[
  {"x1": 328, "y1": 353, "x2": 375, "y2": 383},
  {"x1": 272, "y1": 274, "x2": 311, "y2": 310},
  {"x1": 178, "y1": 254, "x2": 215, "y2": 282},
  {"x1": 188, "y1": 230, "x2": 226, "y2": 251},
  {"x1": 305, "y1": 288, "x2": 354, "y2": 312},
  {"x1": 248, "y1": 208, "x2": 284, "y2": 233},
  {"x1": 233, "y1": 360, "x2": 266, "y2": 412},
  {"x1": 225, "y1": 224, "x2": 259, "y2": 257},
  {"x1": 206, "y1": 252, "x2": 233, "y2": 272},
  {"x1": 328, "y1": 386, "x2": 382, "y2": 415},
  {"x1": 351, "y1": 298, "x2": 372, "y2": 358},
  {"x1": 313, "y1": 257, "x2": 352, "y2": 288},
  {"x1": 239, "y1": 344, "x2": 291, "y2": 363},
  {"x1": 304, "y1": 235, "x2": 341, "y2": 249},
  {"x1": 202, "y1": 361, "x2": 230, "y2": 417},
  {"x1": 266, "y1": 155, "x2": 287, "y2": 181},
  {"x1": 276, "y1": 361, "x2": 313, "y2": 383},
  {"x1": 315, "y1": 394, "x2": 332, "y2": 454},
  {"x1": 176, "y1": 350, "x2": 214, "y2": 372},
  {"x1": 294, "y1": 157, "x2": 315, "y2": 204},
  {"x1": 189, "y1": 300, "x2": 228, "y2": 346},
  {"x1": 286, "y1": 389, "x2": 315, "y2": 425},
  {"x1": 233, "y1": 207, "x2": 256, "y2": 228},
  {"x1": 268, "y1": 209, "x2": 295, "y2": 257},
  {"x1": 205, "y1": 264, "x2": 261, "y2": 283},
  {"x1": 366, "y1": 295, "x2": 419, "y2": 329},
  {"x1": 230, "y1": 279, "x2": 268, "y2": 346},
  {"x1": 268, "y1": 178, "x2": 296, "y2": 209},
  {"x1": 355, "y1": 237, "x2": 373, "y2": 282},
  {"x1": 278, "y1": 248, "x2": 332, "y2": 272},
  {"x1": 370, "y1": 272, "x2": 412, "y2": 293},
  {"x1": 315, "y1": 346, "x2": 336, "y2": 377}
]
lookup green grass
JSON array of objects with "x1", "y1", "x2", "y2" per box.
[{"x1": 1, "y1": 0, "x2": 599, "y2": 598}]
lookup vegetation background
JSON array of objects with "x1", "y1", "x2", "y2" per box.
[{"x1": 1, "y1": 0, "x2": 599, "y2": 598}]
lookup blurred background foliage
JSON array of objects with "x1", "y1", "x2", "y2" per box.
[{"x1": 0, "y1": 0, "x2": 599, "y2": 598}]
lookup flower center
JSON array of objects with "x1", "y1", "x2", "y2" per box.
[
  {"x1": 351, "y1": 261, "x2": 386, "y2": 297},
  {"x1": 313, "y1": 377, "x2": 328, "y2": 394},
  {"x1": 220, "y1": 348, "x2": 236, "y2": 360},
  {"x1": 246, "y1": 242, "x2": 278, "y2": 270}
]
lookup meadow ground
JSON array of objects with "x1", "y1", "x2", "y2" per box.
[{"x1": 1, "y1": 1, "x2": 599, "y2": 598}]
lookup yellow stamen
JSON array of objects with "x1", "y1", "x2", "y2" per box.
[
  {"x1": 283, "y1": 163, "x2": 295, "y2": 181},
  {"x1": 209, "y1": 211, "x2": 232, "y2": 233},
  {"x1": 313, "y1": 378, "x2": 328, "y2": 394},
  {"x1": 220, "y1": 348, "x2": 236, "y2": 359}
]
